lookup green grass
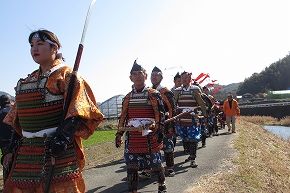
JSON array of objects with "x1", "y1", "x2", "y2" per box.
[{"x1": 82, "y1": 130, "x2": 117, "y2": 147}]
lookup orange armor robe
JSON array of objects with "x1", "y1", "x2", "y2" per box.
[{"x1": 3, "y1": 59, "x2": 104, "y2": 193}]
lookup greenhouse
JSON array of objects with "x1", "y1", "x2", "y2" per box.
[{"x1": 98, "y1": 94, "x2": 124, "y2": 118}]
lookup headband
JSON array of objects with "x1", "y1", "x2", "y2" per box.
[{"x1": 32, "y1": 32, "x2": 58, "y2": 46}]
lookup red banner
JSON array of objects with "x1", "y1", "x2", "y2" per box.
[
  {"x1": 198, "y1": 74, "x2": 210, "y2": 84},
  {"x1": 195, "y1": 73, "x2": 206, "y2": 81}
]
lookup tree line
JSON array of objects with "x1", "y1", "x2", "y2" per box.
[{"x1": 237, "y1": 53, "x2": 290, "y2": 95}]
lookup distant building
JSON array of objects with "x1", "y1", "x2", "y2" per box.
[
  {"x1": 267, "y1": 90, "x2": 290, "y2": 99},
  {"x1": 242, "y1": 93, "x2": 253, "y2": 99},
  {"x1": 237, "y1": 93, "x2": 253, "y2": 103},
  {"x1": 236, "y1": 95, "x2": 242, "y2": 102}
]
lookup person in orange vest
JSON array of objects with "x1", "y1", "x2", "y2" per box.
[{"x1": 223, "y1": 94, "x2": 240, "y2": 133}]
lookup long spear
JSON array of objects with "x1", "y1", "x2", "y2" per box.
[{"x1": 44, "y1": 1, "x2": 97, "y2": 192}]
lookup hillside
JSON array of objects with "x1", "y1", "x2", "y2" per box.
[
  {"x1": 0, "y1": 91, "x2": 10, "y2": 96},
  {"x1": 218, "y1": 83, "x2": 241, "y2": 94},
  {"x1": 211, "y1": 82, "x2": 241, "y2": 100}
]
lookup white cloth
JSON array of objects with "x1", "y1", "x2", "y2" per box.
[
  {"x1": 22, "y1": 127, "x2": 57, "y2": 138},
  {"x1": 128, "y1": 118, "x2": 154, "y2": 136},
  {"x1": 179, "y1": 106, "x2": 197, "y2": 113}
]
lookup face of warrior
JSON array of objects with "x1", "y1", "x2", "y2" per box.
[
  {"x1": 130, "y1": 70, "x2": 147, "y2": 88},
  {"x1": 30, "y1": 38, "x2": 57, "y2": 66},
  {"x1": 203, "y1": 88, "x2": 209, "y2": 95},
  {"x1": 174, "y1": 77, "x2": 182, "y2": 88},
  {"x1": 181, "y1": 73, "x2": 191, "y2": 88},
  {"x1": 150, "y1": 72, "x2": 162, "y2": 87}
]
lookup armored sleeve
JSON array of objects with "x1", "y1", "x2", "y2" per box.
[
  {"x1": 160, "y1": 88, "x2": 177, "y2": 131},
  {"x1": 117, "y1": 93, "x2": 130, "y2": 136},
  {"x1": 149, "y1": 90, "x2": 165, "y2": 143},
  {"x1": 201, "y1": 93, "x2": 214, "y2": 115},
  {"x1": 150, "y1": 91, "x2": 165, "y2": 129},
  {"x1": 193, "y1": 89, "x2": 208, "y2": 117},
  {"x1": 173, "y1": 89, "x2": 181, "y2": 105}
]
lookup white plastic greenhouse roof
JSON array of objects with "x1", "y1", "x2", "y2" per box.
[{"x1": 98, "y1": 94, "x2": 125, "y2": 118}]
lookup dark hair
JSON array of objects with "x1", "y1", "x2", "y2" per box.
[
  {"x1": 29, "y1": 29, "x2": 61, "y2": 48},
  {"x1": 181, "y1": 71, "x2": 191, "y2": 78},
  {"x1": 173, "y1": 72, "x2": 181, "y2": 81},
  {"x1": 0, "y1": 94, "x2": 11, "y2": 108},
  {"x1": 29, "y1": 29, "x2": 65, "y2": 61}
]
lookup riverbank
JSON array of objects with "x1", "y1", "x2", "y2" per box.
[{"x1": 185, "y1": 116, "x2": 290, "y2": 192}]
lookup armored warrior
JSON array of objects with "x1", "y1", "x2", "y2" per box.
[
  {"x1": 173, "y1": 71, "x2": 208, "y2": 167},
  {"x1": 115, "y1": 60, "x2": 167, "y2": 193},
  {"x1": 200, "y1": 89, "x2": 214, "y2": 147},
  {"x1": 202, "y1": 86, "x2": 218, "y2": 137},
  {"x1": 171, "y1": 72, "x2": 182, "y2": 92},
  {"x1": 0, "y1": 94, "x2": 16, "y2": 183},
  {"x1": 0, "y1": 94, "x2": 14, "y2": 155},
  {"x1": 139, "y1": 66, "x2": 177, "y2": 179},
  {"x1": 151, "y1": 67, "x2": 176, "y2": 176},
  {"x1": 2, "y1": 29, "x2": 104, "y2": 193},
  {"x1": 170, "y1": 72, "x2": 183, "y2": 149}
]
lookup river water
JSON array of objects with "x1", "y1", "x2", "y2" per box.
[{"x1": 263, "y1": 125, "x2": 290, "y2": 140}]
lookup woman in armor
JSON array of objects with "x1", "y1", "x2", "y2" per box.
[{"x1": 2, "y1": 29, "x2": 104, "y2": 193}]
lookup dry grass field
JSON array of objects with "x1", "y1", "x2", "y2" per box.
[{"x1": 184, "y1": 116, "x2": 290, "y2": 193}]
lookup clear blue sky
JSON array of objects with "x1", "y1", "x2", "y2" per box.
[{"x1": 1, "y1": 0, "x2": 290, "y2": 102}]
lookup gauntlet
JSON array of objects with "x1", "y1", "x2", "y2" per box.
[{"x1": 49, "y1": 116, "x2": 82, "y2": 158}]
